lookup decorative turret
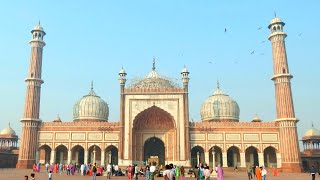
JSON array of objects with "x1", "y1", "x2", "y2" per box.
[
  {"x1": 119, "y1": 67, "x2": 127, "y2": 86},
  {"x1": 181, "y1": 65, "x2": 190, "y2": 87}
]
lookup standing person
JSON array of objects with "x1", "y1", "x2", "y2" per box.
[
  {"x1": 261, "y1": 166, "x2": 267, "y2": 180},
  {"x1": 175, "y1": 165, "x2": 180, "y2": 180},
  {"x1": 145, "y1": 166, "x2": 150, "y2": 180},
  {"x1": 32, "y1": 164, "x2": 37, "y2": 172},
  {"x1": 150, "y1": 163, "x2": 156, "y2": 180},
  {"x1": 255, "y1": 166, "x2": 262, "y2": 180},
  {"x1": 48, "y1": 171, "x2": 53, "y2": 180},
  {"x1": 273, "y1": 166, "x2": 278, "y2": 176},
  {"x1": 92, "y1": 163, "x2": 97, "y2": 180},
  {"x1": 163, "y1": 165, "x2": 173, "y2": 180},
  {"x1": 203, "y1": 166, "x2": 210, "y2": 180},
  {"x1": 180, "y1": 166, "x2": 185, "y2": 180},
  {"x1": 80, "y1": 164, "x2": 85, "y2": 176},
  {"x1": 71, "y1": 164, "x2": 76, "y2": 175},
  {"x1": 107, "y1": 163, "x2": 112, "y2": 179},
  {"x1": 37, "y1": 163, "x2": 40, "y2": 173},
  {"x1": 216, "y1": 165, "x2": 224, "y2": 180},
  {"x1": 310, "y1": 166, "x2": 316, "y2": 180},
  {"x1": 135, "y1": 165, "x2": 140, "y2": 180},
  {"x1": 30, "y1": 173, "x2": 35, "y2": 180},
  {"x1": 128, "y1": 165, "x2": 133, "y2": 180},
  {"x1": 194, "y1": 166, "x2": 199, "y2": 180},
  {"x1": 59, "y1": 163, "x2": 63, "y2": 174},
  {"x1": 252, "y1": 165, "x2": 256, "y2": 178},
  {"x1": 45, "y1": 162, "x2": 49, "y2": 172},
  {"x1": 247, "y1": 165, "x2": 253, "y2": 180}
]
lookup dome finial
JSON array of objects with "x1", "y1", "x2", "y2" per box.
[
  {"x1": 312, "y1": 121, "x2": 314, "y2": 128},
  {"x1": 152, "y1": 57, "x2": 156, "y2": 71},
  {"x1": 8, "y1": 122, "x2": 11, "y2": 128},
  {"x1": 274, "y1": 11, "x2": 277, "y2": 17},
  {"x1": 38, "y1": 20, "x2": 41, "y2": 25},
  {"x1": 217, "y1": 80, "x2": 220, "y2": 89},
  {"x1": 91, "y1": 81, "x2": 93, "y2": 90}
]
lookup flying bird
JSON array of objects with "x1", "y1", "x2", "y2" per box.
[
  {"x1": 298, "y1": 33, "x2": 303, "y2": 36},
  {"x1": 261, "y1": 41, "x2": 265, "y2": 44},
  {"x1": 257, "y1": 27, "x2": 263, "y2": 30},
  {"x1": 251, "y1": 51, "x2": 255, "y2": 54},
  {"x1": 224, "y1": 28, "x2": 227, "y2": 33}
]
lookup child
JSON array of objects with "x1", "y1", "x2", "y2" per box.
[{"x1": 48, "y1": 171, "x2": 53, "y2": 180}]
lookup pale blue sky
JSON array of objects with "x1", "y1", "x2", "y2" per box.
[{"x1": 0, "y1": 1, "x2": 319, "y2": 144}]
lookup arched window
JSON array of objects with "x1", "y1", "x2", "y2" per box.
[
  {"x1": 277, "y1": 26, "x2": 280, "y2": 31},
  {"x1": 282, "y1": 68, "x2": 286, "y2": 74},
  {"x1": 39, "y1": 33, "x2": 41, "y2": 37},
  {"x1": 35, "y1": 33, "x2": 38, "y2": 38},
  {"x1": 273, "y1": 26, "x2": 276, "y2": 32}
]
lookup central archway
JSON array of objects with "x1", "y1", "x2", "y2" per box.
[{"x1": 144, "y1": 137, "x2": 165, "y2": 166}]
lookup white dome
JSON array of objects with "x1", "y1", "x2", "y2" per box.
[
  {"x1": 129, "y1": 69, "x2": 179, "y2": 89},
  {"x1": 303, "y1": 127, "x2": 320, "y2": 139},
  {"x1": 73, "y1": 88, "x2": 109, "y2": 122},
  {"x1": 33, "y1": 24, "x2": 44, "y2": 31},
  {"x1": 0, "y1": 124, "x2": 16, "y2": 136},
  {"x1": 200, "y1": 85, "x2": 240, "y2": 122}
]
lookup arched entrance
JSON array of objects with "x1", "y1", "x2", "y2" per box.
[
  {"x1": 71, "y1": 145, "x2": 84, "y2": 164},
  {"x1": 39, "y1": 145, "x2": 51, "y2": 164},
  {"x1": 88, "y1": 145, "x2": 101, "y2": 164},
  {"x1": 105, "y1": 145, "x2": 118, "y2": 165},
  {"x1": 191, "y1": 146, "x2": 205, "y2": 167},
  {"x1": 144, "y1": 137, "x2": 165, "y2": 166},
  {"x1": 55, "y1": 145, "x2": 68, "y2": 164},
  {"x1": 227, "y1": 146, "x2": 240, "y2": 167},
  {"x1": 209, "y1": 146, "x2": 223, "y2": 167},
  {"x1": 264, "y1": 146, "x2": 277, "y2": 168},
  {"x1": 132, "y1": 106, "x2": 175, "y2": 164},
  {"x1": 245, "y1": 146, "x2": 259, "y2": 167}
]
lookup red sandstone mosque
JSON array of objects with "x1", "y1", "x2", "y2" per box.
[{"x1": 10, "y1": 17, "x2": 307, "y2": 172}]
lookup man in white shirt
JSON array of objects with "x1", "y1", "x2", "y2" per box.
[
  {"x1": 115, "y1": 165, "x2": 119, "y2": 176},
  {"x1": 261, "y1": 166, "x2": 267, "y2": 180},
  {"x1": 107, "y1": 164, "x2": 112, "y2": 179}
]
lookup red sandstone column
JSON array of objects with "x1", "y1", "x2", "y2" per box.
[
  {"x1": 268, "y1": 17, "x2": 301, "y2": 172},
  {"x1": 16, "y1": 24, "x2": 46, "y2": 168}
]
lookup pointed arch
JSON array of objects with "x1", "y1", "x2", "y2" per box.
[
  {"x1": 38, "y1": 144, "x2": 51, "y2": 164},
  {"x1": 191, "y1": 145, "x2": 205, "y2": 167},
  {"x1": 264, "y1": 146, "x2": 277, "y2": 168},
  {"x1": 105, "y1": 145, "x2": 118, "y2": 165},
  {"x1": 55, "y1": 145, "x2": 68, "y2": 164},
  {"x1": 227, "y1": 146, "x2": 240, "y2": 167},
  {"x1": 88, "y1": 145, "x2": 101, "y2": 164},
  {"x1": 209, "y1": 146, "x2": 223, "y2": 167},
  {"x1": 71, "y1": 145, "x2": 85, "y2": 164},
  {"x1": 133, "y1": 106, "x2": 175, "y2": 130},
  {"x1": 245, "y1": 146, "x2": 259, "y2": 167}
]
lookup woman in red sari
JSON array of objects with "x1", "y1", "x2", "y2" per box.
[
  {"x1": 128, "y1": 165, "x2": 132, "y2": 180},
  {"x1": 32, "y1": 164, "x2": 37, "y2": 172},
  {"x1": 273, "y1": 167, "x2": 278, "y2": 176}
]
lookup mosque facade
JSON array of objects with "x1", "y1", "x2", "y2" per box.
[{"x1": 15, "y1": 17, "x2": 303, "y2": 172}]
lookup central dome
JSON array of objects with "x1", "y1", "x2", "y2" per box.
[
  {"x1": 200, "y1": 84, "x2": 240, "y2": 122},
  {"x1": 128, "y1": 60, "x2": 179, "y2": 89},
  {"x1": 73, "y1": 87, "x2": 109, "y2": 122}
]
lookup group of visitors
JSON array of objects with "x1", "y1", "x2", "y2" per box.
[
  {"x1": 246, "y1": 165, "x2": 267, "y2": 180},
  {"x1": 193, "y1": 163, "x2": 223, "y2": 180}
]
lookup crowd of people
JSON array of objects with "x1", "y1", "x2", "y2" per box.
[{"x1": 246, "y1": 165, "x2": 268, "y2": 180}]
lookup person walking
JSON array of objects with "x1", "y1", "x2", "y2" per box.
[
  {"x1": 48, "y1": 171, "x2": 53, "y2": 180},
  {"x1": 216, "y1": 165, "x2": 224, "y2": 180},
  {"x1": 180, "y1": 166, "x2": 185, "y2": 180},
  {"x1": 145, "y1": 166, "x2": 150, "y2": 180},
  {"x1": 247, "y1": 165, "x2": 253, "y2": 180},
  {"x1": 310, "y1": 166, "x2": 316, "y2": 180},
  {"x1": 107, "y1": 163, "x2": 112, "y2": 179},
  {"x1": 128, "y1": 165, "x2": 133, "y2": 180},
  {"x1": 261, "y1": 166, "x2": 267, "y2": 180},
  {"x1": 135, "y1": 165, "x2": 140, "y2": 180},
  {"x1": 92, "y1": 163, "x2": 97, "y2": 180}
]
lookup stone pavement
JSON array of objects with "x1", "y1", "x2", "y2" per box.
[{"x1": 0, "y1": 169, "x2": 313, "y2": 180}]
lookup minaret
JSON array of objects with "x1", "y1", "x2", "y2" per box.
[
  {"x1": 268, "y1": 17, "x2": 301, "y2": 172},
  {"x1": 181, "y1": 65, "x2": 191, "y2": 164},
  {"x1": 118, "y1": 67, "x2": 127, "y2": 163},
  {"x1": 16, "y1": 23, "x2": 46, "y2": 168}
]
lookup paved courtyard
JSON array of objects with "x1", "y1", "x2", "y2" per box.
[{"x1": 0, "y1": 169, "x2": 313, "y2": 180}]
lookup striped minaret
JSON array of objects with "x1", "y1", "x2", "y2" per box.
[
  {"x1": 268, "y1": 17, "x2": 301, "y2": 172},
  {"x1": 16, "y1": 23, "x2": 46, "y2": 168}
]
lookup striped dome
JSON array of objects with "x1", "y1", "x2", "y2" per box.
[
  {"x1": 73, "y1": 88, "x2": 109, "y2": 122},
  {"x1": 200, "y1": 84, "x2": 240, "y2": 122}
]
